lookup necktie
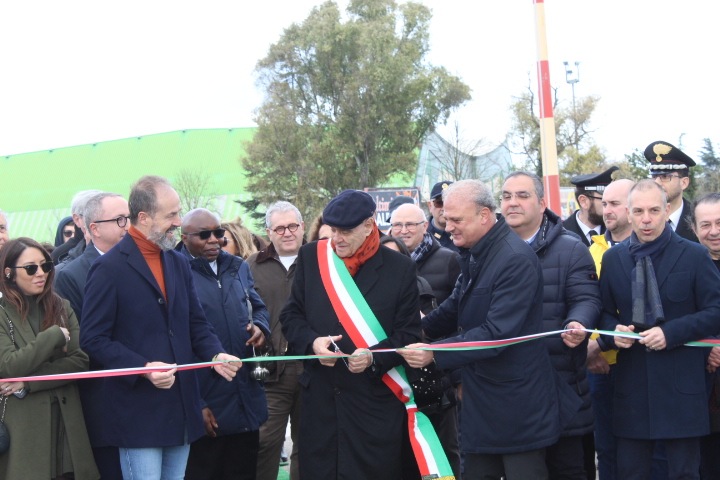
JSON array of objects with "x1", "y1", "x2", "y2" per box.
[
  {"x1": 588, "y1": 230, "x2": 598, "y2": 244},
  {"x1": 668, "y1": 219, "x2": 675, "y2": 231}
]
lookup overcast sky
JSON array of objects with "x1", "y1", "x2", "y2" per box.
[{"x1": 1, "y1": 0, "x2": 717, "y2": 166}]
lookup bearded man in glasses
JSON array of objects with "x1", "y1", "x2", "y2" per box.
[
  {"x1": 281, "y1": 190, "x2": 422, "y2": 479},
  {"x1": 247, "y1": 201, "x2": 305, "y2": 480},
  {"x1": 645, "y1": 140, "x2": 698, "y2": 243},
  {"x1": 80, "y1": 175, "x2": 242, "y2": 480}
]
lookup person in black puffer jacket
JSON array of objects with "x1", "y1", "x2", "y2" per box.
[{"x1": 502, "y1": 172, "x2": 601, "y2": 480}]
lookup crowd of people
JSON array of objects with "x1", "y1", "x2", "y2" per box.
[{"x1": 0, "y1": 138, "x2": 719, "y2": 480}]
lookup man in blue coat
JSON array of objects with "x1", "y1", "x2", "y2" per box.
[
  {"x1": 81, "y1": 175, "x2": 241, "y2": 479},
  {"x1": 178, "y1": 208, "x2": 271, "y2": 480},
  {"x1": 599, "y1": 180, "x2": 720, "y2": 479},
  {"x1": 400, "y1": 179, "x2": 565, "y2": 480}
]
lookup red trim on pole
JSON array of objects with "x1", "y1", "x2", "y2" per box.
[{"x1": 537, "y1": 60, "x2": 553, "y2": 119}]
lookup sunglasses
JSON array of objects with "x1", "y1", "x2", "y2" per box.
[
  {"x1": 12, "y1": 261, "x2": 54, "y2": 276},
  {"x1": 62, "y1": 230, "x2": 74, "y2": 238},
  {"x1": 183, "y1": 228, "x2": 226, "y2": 240},
  {"x1": 433, "y1": 198, "x2": 443, "y2": 208}
]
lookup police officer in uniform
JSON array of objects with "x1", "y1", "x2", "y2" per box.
[{"x1": 563, "y1": 167, "x2": 619, "y2": 247}]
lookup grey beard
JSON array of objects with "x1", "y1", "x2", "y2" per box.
[{"x1": 149, "y1": 229, "x2": 177, "y2": 251}]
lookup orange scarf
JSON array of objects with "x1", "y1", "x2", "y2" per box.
[
  {"x1": 333, "y1": 223, "x2": 380, "y2": 276},
  {"x1": 128, "y1": 225, "x2": 167, "y2": 300}
]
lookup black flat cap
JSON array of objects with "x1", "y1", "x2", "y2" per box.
[
  {"x1": 323, "y1": 190, "x2": 376, "y2": 229},
  {"x1": 430, "y1": 180, "x2": 453, "y2": 199},
  {"x1": 644, "y1": 140, "x2": 696, "y2": 171},
  {"x1": 570, "y1": 166, "x2": 619, "y2": 193}
]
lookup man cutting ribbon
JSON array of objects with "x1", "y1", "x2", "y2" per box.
[{"x1": 281, "y1": 189, "x2": 453, "y2": 479}]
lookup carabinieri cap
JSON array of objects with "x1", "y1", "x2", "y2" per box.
[
  {"x1": 643, "y1": 140, "x2": 696, "y2": 172},
  {"x1": 570, "y1": 166, "x2": 619, "y2": 193}
]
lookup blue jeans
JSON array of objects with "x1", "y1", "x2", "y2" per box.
[
  {"x1": 588, "y1": 366, "x2": 616, "y2": 480},
  {"x1": 119, "y1": 443, "x2": 191, "y2": 480}
]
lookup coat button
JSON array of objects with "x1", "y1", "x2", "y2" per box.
[
  {"x1": 458, "y1": 326, "x2": 463, "y2": 333},
  {"x1": 169, "y1": 329, "x2": 174, "y2": 337},
  {"x1": 158, "y1": 298, "x2": 165, "y2": 305}
]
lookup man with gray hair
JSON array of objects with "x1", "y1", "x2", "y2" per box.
[
  {"x1": 0, "y1": 210, "x2": 8, "y2": 250},
  {"x1": 599, "y1": 179, "x2": 720, "y2": 478},
  {"x1": 55, "y1": 192, "x2": 129, "y2": 322},
  {"x1": 248, "y1": 200, "x2": 305, "y2": 480},
  {"x1": 399, "y1": 179, "x2": 564, "y2": 479},
  {"x1": 52, "y1": 189, "x2": 103, "y2": 265},
  {"x1": 53, "y1": 191, "x2": 129, "y2": 479}
]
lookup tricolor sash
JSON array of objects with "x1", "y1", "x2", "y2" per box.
[{"x1": 317, "y1": 239, "x2": 454, "y2": 480}]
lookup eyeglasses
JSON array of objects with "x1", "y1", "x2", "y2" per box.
[
  {"x1": 328, "y1": 336, "x2": 349, "y2": 368},
  {"x1": 652, "y1": 173, "x2": 681, "y2": 183},
  {"x1": 432, "y1": 198, "x2": 443, "y2": 208},
  {"x1": 390, "y1": 221, "x2": 425, "y2": 233},
  {"x1": 183, "y1": 228, "x2": 226, "y2": 240},
  {"x1": 585, "y1": 194, "x2": 603, "y2": 201},
  {"x1": 12, "y1": 261, "x2": 54, "y2": 276},
  {"x1": 271, "y1": 223, "x2": 300, "y2": 236},
  {"x1": 94, "y1": 216, "x2": 129, "y2": 228},
  {"x1": 62, "y1": 230, "x2": 74, "y2": 238},
  {"x1": 501, "y1": 191, "x2": 534, "y2": 201}
]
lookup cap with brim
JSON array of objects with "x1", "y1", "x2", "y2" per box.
[
  {"x1": 430, "y1": 180, "x2": 453, "y2": 199},
  {"x1": 570, "y1": 166, "x2": 619, "y2": 193},
  {"x1": 388, "y1": 196, "x2": 414, "y2": 217},
  {"x1": 322, "y1": 190, "x2": 376, "y2": 229},
  {"x1": 644, "y1": 140, "x2": 696, "y2": 172}
]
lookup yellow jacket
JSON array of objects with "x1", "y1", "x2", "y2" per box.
[{"x1": 589, "y1": 233, "x2": 617, "y2": 365}]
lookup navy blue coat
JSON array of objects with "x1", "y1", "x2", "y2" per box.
[
  {"x1": 599, "y1": 231, "x2": 720, "y2": 439},
  {"x1": 423, "y1": 217, "x2": 564, "y2": 454},
  {"x1": 180, "y1": 247, "x2": 270, "y2": 435},
  {"x1": 531, "y1": 210, "x2": 601, "y2": 437},
  {"x1": 54, "y1": 242, "x2": 100, "y2": 323},
  {"x1": 80, "y1": 233, "x2": 224, "y2": 448}
]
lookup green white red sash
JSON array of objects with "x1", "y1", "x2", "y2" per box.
[{"x1": 317, "y1": 239, "x2": 455, "y2": 480}]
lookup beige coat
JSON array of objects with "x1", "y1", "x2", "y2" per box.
[{"x1": 0, "y1": 297, "x2": 99, "y2": 480}]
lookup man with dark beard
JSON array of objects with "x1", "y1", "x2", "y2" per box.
[
  {"x1": 81, "y1": 175, "x2": 242, "y2": 479},
  {"x1": 563, "y1": 167, "x2": 618, "y2": 247}
]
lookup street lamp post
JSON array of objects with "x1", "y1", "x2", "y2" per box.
[{"x1": 563, "y1": 61, "x2": 580, "y2": 151}]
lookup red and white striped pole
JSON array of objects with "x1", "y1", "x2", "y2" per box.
[{"x1": 532, "y1": 0, "x2": 561, "y2": 215}]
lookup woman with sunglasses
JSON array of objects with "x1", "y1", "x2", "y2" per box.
[{"x1": 0, "y1": 238, "x2": 98, "y2": 479}]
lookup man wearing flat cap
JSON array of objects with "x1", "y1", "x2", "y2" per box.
[
  {"x1": 563, "y1": 166, "x2": 619, "y2": 247},
  {"x1": 427, "y1": 180, "x2": 459, "y2": 252},
  {"x1": 280, "y1": 190, "x2": 423, "y2": 479},
  {"x1": 645, "y1": 140, "x2": 698, "y2": 242}
]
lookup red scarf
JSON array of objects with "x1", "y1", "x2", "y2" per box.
[{"x1": 332, "y1": 223, "x2": 380, "y2": 276}]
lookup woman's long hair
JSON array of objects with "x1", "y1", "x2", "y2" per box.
[
  {"x1": 221, "y1": 219, "x2": 260, "y2": 259},
  {"x1": 0, "y1": 237, "x2": 66, "y2": 330}
]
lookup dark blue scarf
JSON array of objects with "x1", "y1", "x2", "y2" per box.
[{"x1": 628, "y1": 224, "x2": 672, "y2": 330}]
